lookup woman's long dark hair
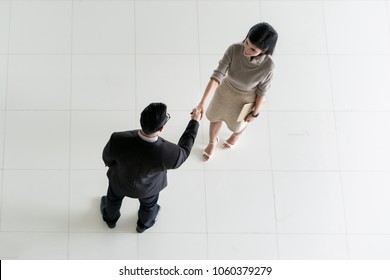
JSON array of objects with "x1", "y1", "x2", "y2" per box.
[{"x1": 245, "y1": 22, "x2": 278, "y2": 55}]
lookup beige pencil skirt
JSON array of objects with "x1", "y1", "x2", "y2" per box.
[{"x1": 206, "y1": 78, "x2": 256, "y2": 133}]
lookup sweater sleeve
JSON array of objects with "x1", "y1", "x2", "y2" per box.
[
  {"x1": 210, "y1": 44, "x2": 234, "y2": 84},
  {"x1": 256, "y1": 66, "x2": 274, "y2": 97},
  {"x1": 171, "y1": 119, "x2": 200, "y2": 169}
]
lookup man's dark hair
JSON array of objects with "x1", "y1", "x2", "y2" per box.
[{"x1": 140, "y1": 102, "x2": 169, "y2": 135}]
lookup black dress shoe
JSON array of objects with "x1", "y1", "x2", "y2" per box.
[
  {"x1": 136, "y1": 225, "x2": 147, "y2": 233},
  {"x1": 136, "y1": 205, "x2": 160, "y2": 233},
  {"x1": 100, "y1": 196, "x2": 116, "y2": 229}
]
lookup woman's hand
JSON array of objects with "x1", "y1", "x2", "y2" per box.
[
  {"x1": 196, "y1": 104, "x2": 204, "y2": 120},
  {"x1": 196, "y1": 79, "x2": 219, "y2": 120},
  {"x1": 245, "y1": 114, "x2": 257, "y2": 123}
]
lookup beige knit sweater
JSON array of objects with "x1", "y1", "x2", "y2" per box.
[{"x1": 211, "y1": 42, "x2": 275, "y2": 97}]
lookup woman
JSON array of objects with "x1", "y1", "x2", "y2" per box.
[{"x1": 196, "y1": 22, "x2": 278, "y2": 160}]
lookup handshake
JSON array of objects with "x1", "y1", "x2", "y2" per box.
[{"x1": 190, "y1": 108, "x2": 201, "y2": 121}]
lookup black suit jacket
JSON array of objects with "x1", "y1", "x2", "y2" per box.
[{"x1": 103, "y1": 120, "x2": 199, "y2": 198}]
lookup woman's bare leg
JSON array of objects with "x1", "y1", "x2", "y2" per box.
[{"x1": 203, "y1": 121, "x2": 222, "y2": 160}]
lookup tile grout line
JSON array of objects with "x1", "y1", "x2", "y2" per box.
[
  {"x1": 1, "y1": 229, "x2": 389, "y2": 236},
  {"x1": 0, "y1": 0, "x2": 13, "y2": 234},
  {"x1": 4, "y1": 109, "x2": 390, "y2": 113},
  {"x1": 133, "y1": 0, "x2": 141, "y2": 260},
  {"x1": 3, "y1": 168, "x2": 390, "y2": 173},
  {"x1": 322, "y1": 0, "x2": 351, "y2": 260},
  {"x1": 260, "y1": 0, "x2": 280, "y2": 260},
  {"x1": 196, "y1": 0, "x2": 210, "y2": 259},
  {"x1": 4, "y1": 52, "x2": 390, "y2": 55},
  {"x1": 67, "y1": 0, "x2": 75, "y2": 260},
  {"x1": 132, "y1": 0, "x2": 138, "y2": 127}
]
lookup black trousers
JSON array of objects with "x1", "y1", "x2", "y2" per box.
[{"x1": 102, "y1": 182, "x2": 160, "y2": 228}]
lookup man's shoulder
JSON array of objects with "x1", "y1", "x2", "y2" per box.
[
  {"x1": 157, "y1": 137, "x2": 174, "y2": 146},
  {"x1": 109, "y1": 130, "x2": 139, "y2": 146},
  {"x1": 112, "y1": 130, "x2": 138, "y2": 138}
]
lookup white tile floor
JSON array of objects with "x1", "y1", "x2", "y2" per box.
[{"x1": 0, "y1": 0, "x2": 390, "y2": 260}]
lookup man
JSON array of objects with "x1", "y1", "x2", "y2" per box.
[{"x1": 101, "y1": 102, "x2": 200, "y2": 233}]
